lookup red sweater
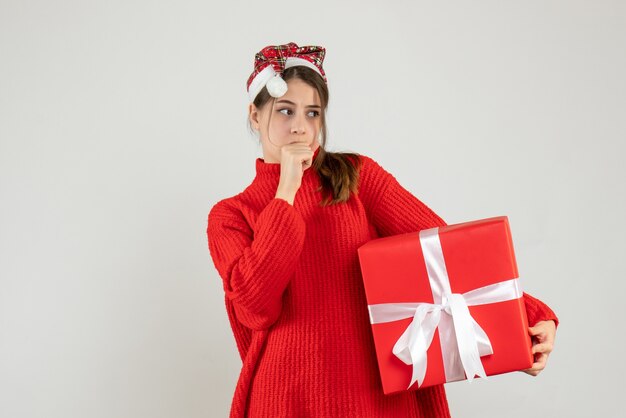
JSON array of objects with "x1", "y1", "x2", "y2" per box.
[{"x1": 207, "y1": 146, "x2": 558, "y2": 418}]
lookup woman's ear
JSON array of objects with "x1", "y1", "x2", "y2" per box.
[{"x1": 248, "y1": 103, "x2": 260, "y2": 131}]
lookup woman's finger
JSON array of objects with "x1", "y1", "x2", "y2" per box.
[
  {"x1": 532, "y1": 342, "x2": 553, "y2": 355},
  {"x1": 523, "y1": 353, "x2": 548, "y2": 376},
  {"x1": 528, "y1": 326, "x2": 545, "y2": 341},
  {"x1": 532, "y1": 354, "x2": 547, "y2": 370},
  {"x1": 529, "y1": 321, "x2": 556, "y2": 342}
]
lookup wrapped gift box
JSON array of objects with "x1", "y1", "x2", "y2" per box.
[{"x1": 357, "y1": 216, "x2": 533, "y2": 394}]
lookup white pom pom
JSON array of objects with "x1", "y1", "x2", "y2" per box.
[{"x1": 266, "y1": 74, "x2": 288, "y2": 98}]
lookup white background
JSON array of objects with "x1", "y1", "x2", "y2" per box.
[{"x1": 1, "y1": 1, "x2": 624, "y2": 417}]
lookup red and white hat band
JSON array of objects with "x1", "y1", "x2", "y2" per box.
[
  {"x1": 248, "y1": 57, "x2": 324, "y2": 102},
  {"x1": 246, "y1": 42, "x2": 327, "y2": 103}
]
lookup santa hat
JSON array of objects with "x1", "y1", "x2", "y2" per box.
[{"x1": 246, "y1": 42, "x2": 327, "y2": 103}]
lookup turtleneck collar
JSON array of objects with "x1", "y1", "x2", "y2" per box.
[{"x1": 253, "y1": 145, "x2": 322, "y2": 183}]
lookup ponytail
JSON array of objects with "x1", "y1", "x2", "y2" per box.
[{"x1": 313, "y1": 148, "x2": 363, "y2": 206}]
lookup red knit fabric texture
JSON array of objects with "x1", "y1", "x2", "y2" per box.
[{"x1": 207, "y1": 148, "x2": 558, "y2": 418}]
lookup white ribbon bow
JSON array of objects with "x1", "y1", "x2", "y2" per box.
[{"x1": 368, "y1": 227, "x2": 523, "y2": 389}]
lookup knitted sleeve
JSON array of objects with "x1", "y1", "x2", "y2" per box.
[
  {"x1": 357, "y1": 154, "x2": 446, "y2": 235},
  {"x1": 358, "y1": 154, "x2": 559, "y2": 327},
  {"x1": 524, "y1": 292, "x2": 559, "y2": 328},
  {"x1": 207, "y1": 197, "x2": 306, "y2": 331}
]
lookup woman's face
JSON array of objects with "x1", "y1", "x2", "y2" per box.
[{"x1": 249, "y1": 78, "x2": 322, "y2": 163}]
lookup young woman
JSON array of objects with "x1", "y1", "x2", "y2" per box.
[{"x1": 207, "y1": 42, "x2": 558, "y2": 418}]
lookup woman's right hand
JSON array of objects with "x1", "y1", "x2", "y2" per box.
[{"x1": 275, "y1": 143, "x2": 314, "y2": 205}]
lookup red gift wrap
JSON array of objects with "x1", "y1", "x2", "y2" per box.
[{"x1": 357, "y1": 216, "x2": 533, "y2": 394}]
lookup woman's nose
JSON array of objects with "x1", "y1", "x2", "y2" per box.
[{"x1": 291, "y1": 114, "x2": 306, "y2": 134}]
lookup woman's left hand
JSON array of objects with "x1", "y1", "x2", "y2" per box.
[{"x1": 522, "y1": 320, "x2": 556, "y2": 376}]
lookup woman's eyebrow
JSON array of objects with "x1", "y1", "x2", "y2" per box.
[{"x1": 276, "y1": 99, "x2": 321, "y2": 109}]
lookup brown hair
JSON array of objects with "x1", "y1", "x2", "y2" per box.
[{"x1": 248, "y1": 66, "x2": 362, "y2": 206}]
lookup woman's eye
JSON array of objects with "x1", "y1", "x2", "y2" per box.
[{"x1": 278, "y1": 109, "x2": 319, "y2": 117}]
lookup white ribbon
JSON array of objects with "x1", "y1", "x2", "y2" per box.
[{"x1": 368, "y1": 227, "x2": 523, "y2": 389}]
